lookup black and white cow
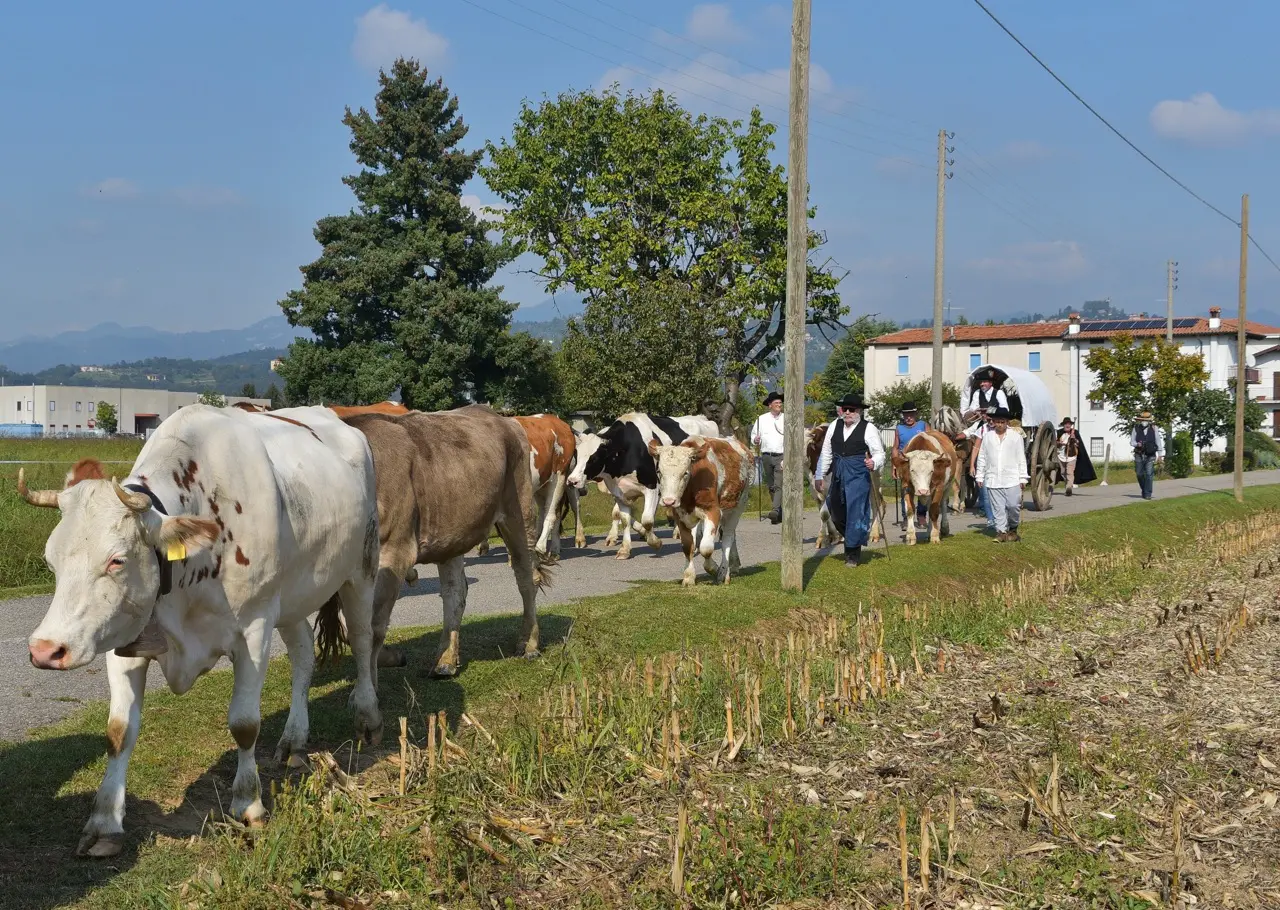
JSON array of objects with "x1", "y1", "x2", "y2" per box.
[{"x1": 567, "y1": 413, "x2": 719, "y2": 559}]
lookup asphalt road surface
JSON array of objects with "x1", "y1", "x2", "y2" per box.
[{"x1": 4, "y1": 469, "x2": 1279, "y2": 741}]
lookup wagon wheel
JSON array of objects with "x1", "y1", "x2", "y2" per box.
[{"x1": 1029, "y1": 421, "x2": 1057, "y2": 511}]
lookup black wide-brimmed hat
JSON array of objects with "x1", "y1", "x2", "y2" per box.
[
  {"x1": 764, "y1": 392, "x2": 783, "y2": 405},
  {"x1": 989, "y1": 406, "x2": 1011, "y2": 420},
  {"x1": 1059, "y1": 416, "x2": 1074, "y2": 427},
  {"x1": 899, "y1": 400, "x2": 918, "y2": 413},
  {"x1": 978, "y1": 368, "x2": 996, "y2": 382},
  {"x1": 837, "y1": 393, "x2": 865, "y2": 410}
]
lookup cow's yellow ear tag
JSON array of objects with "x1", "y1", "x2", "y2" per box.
[{"x1": 166, "y1": 540, "x2": 188, "y2": 561}]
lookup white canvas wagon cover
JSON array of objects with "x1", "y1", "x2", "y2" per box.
[{"x1": 964, "y1": 363, "x2": 1058, "y2": 428}]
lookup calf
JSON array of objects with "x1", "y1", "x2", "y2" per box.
[
  {"x1": 567, "y1": 413, "x2": 718, "y2": 559},
  {"x1": 340, "y1": 405, "x2": 552, "y2": 678},
  {"x1": 18, "y1": 404, "x2": 382, "y2": 855},
  {"x1": 651, "y1": 435, "x2": 752, "y2": 586},
  {"x1": 892, "y1": 428, "x2": 958, "y2": 545}
]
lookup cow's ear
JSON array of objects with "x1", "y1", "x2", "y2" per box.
[
  {"x1": 692, "y1": 441, "x2": 711, "y2": 461},
  {"x1": 155, "y1": 517, "x2": 219, "y2": 560},
  {"x1": 647, "y1": 438, "x2": 661, "y2": 458}
]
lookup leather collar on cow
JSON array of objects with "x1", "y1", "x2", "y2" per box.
[{"x1": 124, "y1": 482, "x2": 174, "y2": 597}]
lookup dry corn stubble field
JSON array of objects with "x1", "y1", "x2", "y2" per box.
[{"x1": 18, "y1": 496, "x2": 1271, "y2": 910}]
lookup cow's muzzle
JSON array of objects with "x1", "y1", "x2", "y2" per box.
[{"x1": 29, "y1": 639, "x2": 71, "y2": 670}]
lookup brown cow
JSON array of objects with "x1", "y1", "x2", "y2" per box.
[
  {"x1": 891, "y1": 428, "x2": 957, "y2": 545},
  {"x1": 339, "y1": 405, "x2": 552, "y2": 678},
  {"x1": 329, "y1": 401, "x2": 410, "y2": 419},
  {"x1": 650, "y1": 436, "x2": 752, "y2": 586},
  {"x1": 478, "y1": 414, "x2": 584, "y2": 560}
]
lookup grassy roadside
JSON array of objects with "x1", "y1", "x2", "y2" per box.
[{"x1": 4, "y1": 484, "x2": 1280, "y2": 908}]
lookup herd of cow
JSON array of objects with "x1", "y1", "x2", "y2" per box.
[{"x1": 13, "y1": 399, "x2": 772, "y2": 856}]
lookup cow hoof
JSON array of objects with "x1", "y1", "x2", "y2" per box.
[
  {"x1": 430, "y1": 662, "x2": 458, "y2": 679},
  {"x1": 77, "y1": 832, "x2": 124, "y2": 859},
  {"x1": 404, "y1": 568, "x2": 419, "y2": 585},
  {"x1": 361, "y1": 720, "x2": 384, "y2": 747},
  {"x1": 521, "y1": 648, "x2": 542, "y2": 661},
  {"x1": 575, "y1": 536, "x2": 586, "y2": 549},
  {"x1": 615, "y1": 549, "x2": 632, "y2": 560},
  {"x1": 377, "y1": 647, "x2": 408, "y2": 669},
  {"x1": 286, "y1": 752, "x2": 311, "y2": 770},
  {"x1": 681, "y1": 576, "x2": 696, "y2": 588}
]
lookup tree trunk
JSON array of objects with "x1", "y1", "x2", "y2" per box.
[{"x1": 719, "y1": 376, "x2": 740, "y2": 436}]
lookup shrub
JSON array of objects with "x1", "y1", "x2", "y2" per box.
[
  {"x1": 1200, "y1": 451, "x2": 1226, "y2": 473},
  {"x1": 1167, "y1": 432, "x2": 1194, "y2": 478},
  {"x1": 1220, "y1": 430, "x2": 1280, "y2": 472}
]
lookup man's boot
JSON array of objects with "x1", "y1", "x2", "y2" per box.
[{"x1": 844, "y1": 545, "x2": 861, "y2": 566}]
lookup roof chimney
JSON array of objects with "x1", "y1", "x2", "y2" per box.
[
  {"x1": 1209, "y1": 306, "x2": 1221, "y2": 329},
  {"x1": 1067, "y1": 312, "x2": 1081, "y2": 335}
]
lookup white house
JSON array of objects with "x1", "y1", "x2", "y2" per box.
[
  {"x1": 0, "y1": 385, "x2": 271, "y2": 437},
  {"x1": 865, "y1": 306, "x2": 1280, "y2": 463}
]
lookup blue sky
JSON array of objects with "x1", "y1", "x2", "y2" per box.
[{"x1": 2, "y1": 0, "x2": 1278, "y2": 341}]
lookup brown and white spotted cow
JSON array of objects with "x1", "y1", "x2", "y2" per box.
[
  {"x1": 338, "y1": 405, "x2": 553, "y2": 678},
  {"x1": 891, "y1": 428, "x2": 958, "y2": 545},
  {"x1": 806, "y1": 425, "x2": 887, "y2": 550},
  {"x1": 650, "y1": 435, "x2": 752, "y2": 586},
  {"x1": 478, "y1": 414, "x2": 585, "y2": 560},
  {"x1": 329, "y1": 401, "x2": 411, "y2": 420}
]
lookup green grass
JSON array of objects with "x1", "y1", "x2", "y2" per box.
[{"x1": 4, "y1": 484, "x2": 1280, "y2": 907}]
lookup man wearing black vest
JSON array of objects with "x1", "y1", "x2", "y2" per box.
[
  {"x1": 963, "y1": 368, "x2": 1010, "y2": 423},
  {"x1": 1130, "y1": 410, "x2": 1164, "y2": 500},
  {"x1": 813, "y1": 393, "x2": 886, "y2": 566}
]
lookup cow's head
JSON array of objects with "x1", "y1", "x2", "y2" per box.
[
  {"x1": 903, "y1": 448, "x2": 945, "y2": 498},
  {"x1": 567, "y1": 433, "x2": 605, "y2": 489},
  {"x1": 18, "y1": 469, "x2": 218, "y2": 670},
  {"x1": 651, "y1": 438, "x2": 709, "y2": 508}
]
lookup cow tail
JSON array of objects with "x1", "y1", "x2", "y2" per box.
[{"x1": 314, "y1": 591, "x2": 349, "y2": 665}]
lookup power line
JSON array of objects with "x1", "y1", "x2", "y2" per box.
[
  {"x1": 455, "y1": 0, "x2": 928, "y2": 165},
  {"x1": 951, "y1": 173, "x2": 1052, "y2": 239}
]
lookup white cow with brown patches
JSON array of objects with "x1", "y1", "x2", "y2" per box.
[{"x1": 18, "y1": 404, "x2": 383, "y2": 857}]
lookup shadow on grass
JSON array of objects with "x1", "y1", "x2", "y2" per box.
[{"x1": 0, "y1": 610, "x2": 572, "y2": 910}]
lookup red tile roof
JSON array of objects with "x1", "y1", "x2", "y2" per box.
[{"x1": 870, "y1": 317, "x2": 1280, "y2": 345}]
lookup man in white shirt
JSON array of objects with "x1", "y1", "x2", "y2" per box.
[
  {"x1": 975, "y1": 406, "x2": 1029, "y2": 543},
  {"x1": 967, "y1": 412, "x2": 996, "y2": 530},
  {"x1": 750, "y1": 392, "x2": 785, "y2": 524}
]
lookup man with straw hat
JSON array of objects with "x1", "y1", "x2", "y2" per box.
[{"x1": 1130, "y1": 410, "x2": 1164, "y2": 500}]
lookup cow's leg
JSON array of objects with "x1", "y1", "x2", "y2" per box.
[
  {"x1": 275, "y1": 618, "x2": 314, "y2": 765},
  {"x1": 604, "y1": 503, "x2": 623, "y2": 549},
  {"x1": 639, "y1": 486, "x2": 660, "y2": 541},
  {"x1": 495, "y1": 494, "x2": 542, "y2": 660},
  {"x1": 904, "y1": 491, "x2": 918, "y2": 545},
  {"x1": 371, "y1": 566, "x2": 407, "y2": 676},
  {"x1": 78, "y1": 653, "x2": 149, "y2": 858},
  {"x1": 227, "y1": 614, "x2": 274, "y2": 826},
  {"x1": 699, "y1": 506, "x2": 722, "y2": 577},
  {"x1": 615, "y1": 501, "x2": 635, "y2": 560},
  {"x1": 338, "y1": 577, "x2": 383, "y2": 744},
  {"x1": 929, "y1": 495, "x2": 943, "y2": 544},
  {"x1": 677, "y1": 521, "x2": 698, "y2": 587},
  {"x1": 569, "y1": 487, "x2": 586, "y2": 549},
  {"x1": 717, "y1": 508, "x2": 745, "y2": 583},
  {"x1": 536, "y1": 474, "x2": 565, "y2": 559},
  {"x1": 431, "y1": 555, "x2": 469, "y2": 676}
]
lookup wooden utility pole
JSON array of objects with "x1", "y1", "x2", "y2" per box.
[
  {"x1": 1165, "y1": 259, "x2": 1177, "y2": 342},
  {"x1": 1234, "y1": 194, "x2": 1249, "y2": 503},
  {"x1": 930, "y1": 130, "x2": 951, "y2": 415},
  {"x1": 780, "y1": 0, "x2": 811, "y2": 593}
]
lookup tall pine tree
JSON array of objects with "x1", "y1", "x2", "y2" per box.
[{"x1": 277, "y1": 59, "x2": 548, "y2": 410}]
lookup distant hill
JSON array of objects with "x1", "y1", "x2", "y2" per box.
[
  {"x1": 0, "y1": 349, "x2": 286, "y2": 397},
  {"x1": 512, "y1": 294, "x2": 584, "y2": 323},
  {"x1": 0, "y1": 316, "x2": 307, "y2": 374}
]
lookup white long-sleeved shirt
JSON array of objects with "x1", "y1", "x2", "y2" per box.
[
  {"x1": 1129, "y1": 424, "x2": 1165, "y2": 457},
  {"x1": 975, "y1": 427, "x2": 1029, "y2": 488},
  {"x1": 750, "y1": 412, "x2": 785, "y2": 454},
  {"x1": 967, "y1": 387, "x2": 1009, "y2": 413},
  {"x1": 813, "y1": 416, "x2": 885, "y2": 484}
]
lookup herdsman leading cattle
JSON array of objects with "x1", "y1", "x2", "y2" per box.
[
  {"x1": 338, "y1": 404, "x2": 553, "y2": 678},
  {"x1": 749, "y1": 391, "x2": 785, "y2": 524},
  {"x1": 17, "y1": 403, "x2": 384, "y2": 856},
  {"x1": 813, "y1": 393, "x2": 886, "y2": 566}
]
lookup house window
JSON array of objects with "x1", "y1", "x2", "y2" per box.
[
  {"x1": 897, "y1": 355, "x2": 909, "y2": 375},
  {"x1": 88, "y1": 401, "x2": 96, "y2": 414},
  {"x1": 49, "y1": 401, "x2": 56, "y2": 412},
  {"x1": 1028, "y1": 351, "x2": 1041, "y2": 372},
  {"x1": 15, "y1": 401, "x2": 21, "y2": 412},
  {"x1": 1090, "y1": 437, "x2": 1104, "y2": 458},
  {"x1": 75, "y1": 401, "x2": 82, "y2": 412},
  {"x1": 969, "y1": 353, "x2": 981, "y2": 370},
  {"x1": 1090, "y1": 397, "x2": 1103, "y2": 411}
]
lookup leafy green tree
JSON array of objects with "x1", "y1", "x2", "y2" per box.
[
  {"x1": 95, "y1": 401, "x2": 118, "y2": 434},
  {"x1": 483, "y1": 87, "x2": 844, "y2": 432},
  {"x1": 1180, "y1": 387, "x2": 1265, "y2": 449},
  {"x1": 558, "y1": 277, "x2": 724, "y2": 421},
  {"x1": 240, "y1": 383, "x2": 257, "y2": 398},
  {"x1": 1167, "y1": 431, "x2": 1194, "y2": 478},
  {"x1": 266, "y1": 384, "x2": 283, "y2": 409},
  {"x1": 1085, "y1": 334, "x2": 1208, "y2": 432},
  {"x1": 276, "y1": 58, "x2": 544, "y2": 411},
  {"x1": 814, "y1": 317, "x2": 897, "y2": 410},
  {"x1": 198, "y1": 390, "x2": 227, "y2": 407},
  {"x1": 867, "y1": 379, "x2": 961, "y2": 429}
]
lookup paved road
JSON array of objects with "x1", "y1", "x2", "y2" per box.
[{"x1": 4, "y1": 469, "x2": 1279, "y2": 741}]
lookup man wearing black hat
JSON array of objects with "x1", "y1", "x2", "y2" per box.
[
  {"x1": 1054, "y1": 417, "x2": 1096, "y2": 495},
  {"x1": 813, "y1": 393, "x2": 885, "y2": 565},
  {"x1": 750, "y1": 391, "x2": 786, "y2": 523},
  {"x1": 974, "y1": 405, "x2": 1028, "y2": 542},
  {"x1": 964, "y1": 368, "x2": 1009, "y2": 422}
]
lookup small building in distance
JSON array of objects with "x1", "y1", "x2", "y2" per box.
[
  {"x1": 0, "y1": 385, "x2": 271, "y2": 437},
  {"x1": 865, "y1": 306, "x2": 1280, "y2": 463}
]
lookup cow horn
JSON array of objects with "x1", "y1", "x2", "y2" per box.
[
  {"x1": 17, "y1": 468, "x2": 60, "y2": 508},
  {"x1": 112, "y1": 478, "x2": 153, "y2": 512}
]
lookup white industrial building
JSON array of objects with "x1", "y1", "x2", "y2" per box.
[
  {"x1": 0, "y1": 385, "x2": 270, "y2": 437},
  {"x1": 866, "y1": 306, "x2": 1280, "y2": 463}
]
